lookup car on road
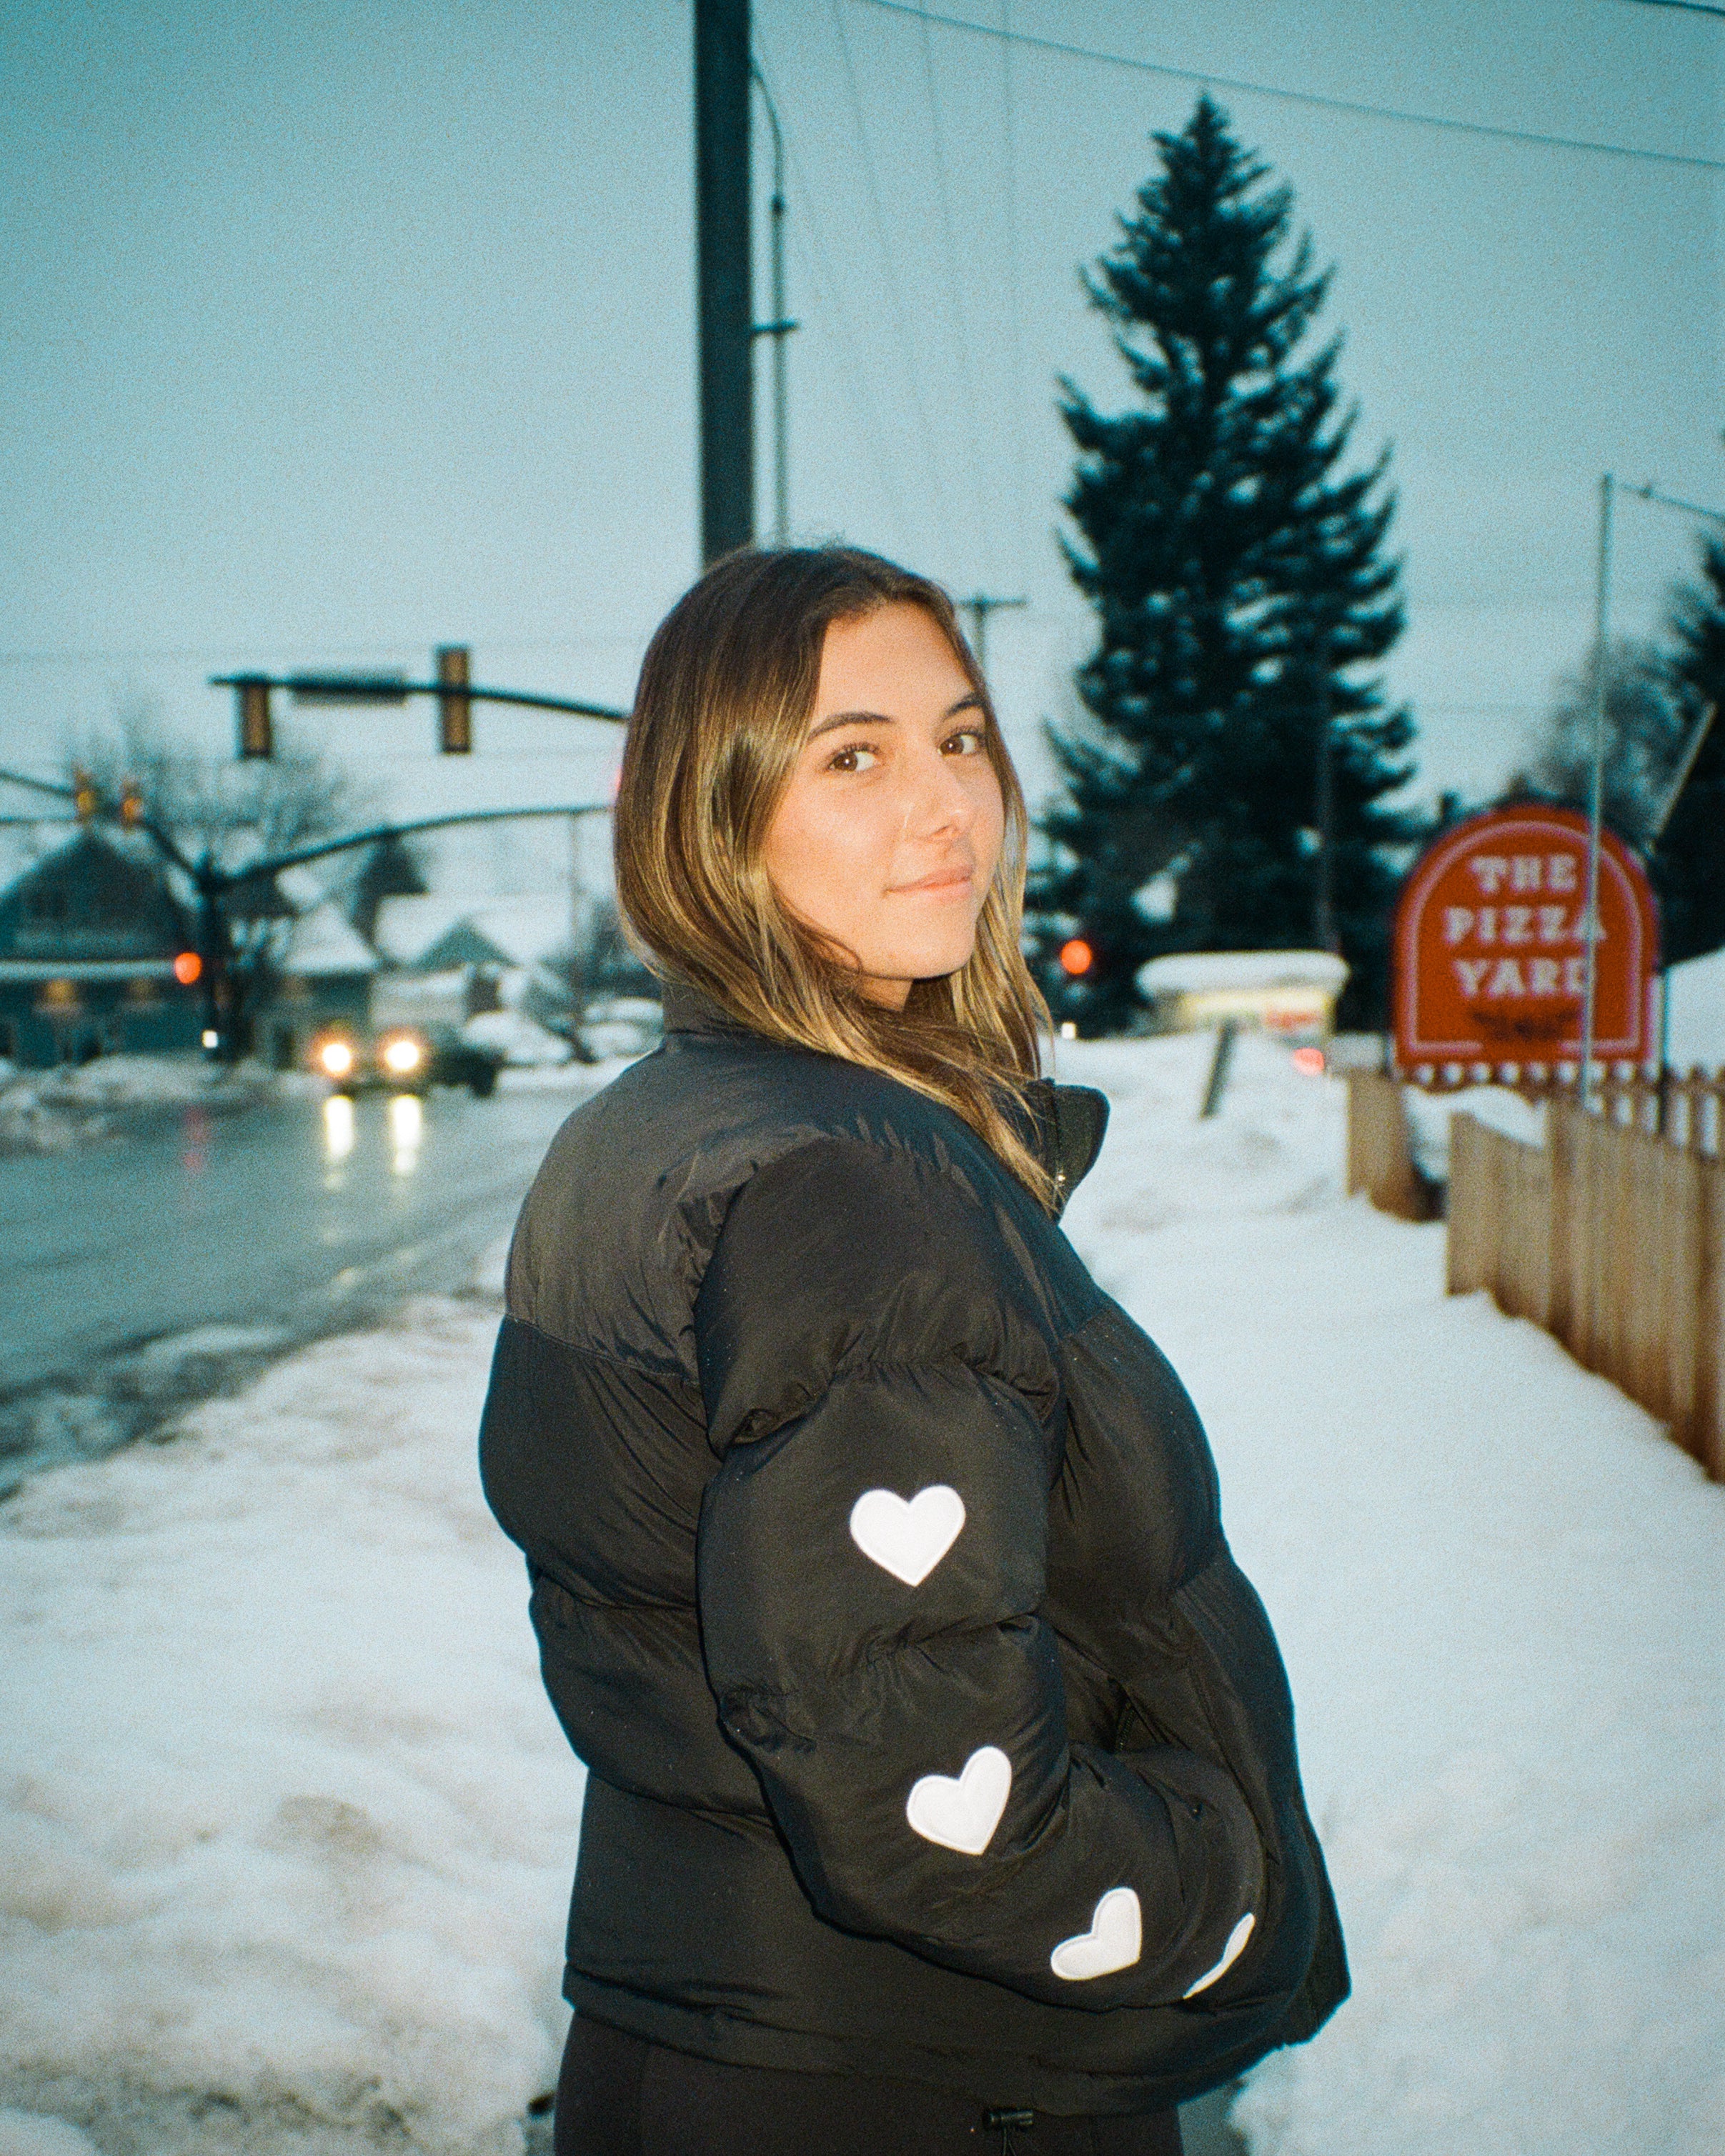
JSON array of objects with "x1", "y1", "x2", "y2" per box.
[{"x1": 309, "y1": 1024, "x2": 504, "y2": 1099}]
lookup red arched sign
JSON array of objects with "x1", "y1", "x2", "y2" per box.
[{"x1": 1393, "y1": 806, "x2": 1658, "y2": 1072}]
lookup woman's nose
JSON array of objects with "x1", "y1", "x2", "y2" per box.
[{"x1": 904, "y1": 744, "x2": 975, "y2": 836}]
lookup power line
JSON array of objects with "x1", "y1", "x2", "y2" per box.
[
  {"x1": 0, "y1": 637, "x2": 642, "y2": 669},
  {"x1": 826, "y1": 0, "x2": 964, "y2": 566},
  {"x1": 1625, "y1": 0, "x2": 1725, "y2": 18},
  {"x1": 856, "y1": 0, "x2": 1725, "y2": 173},
  {"x1": 915, "y1": 8, "x2": 993, "y2": 569},
  {"x1": 750, "y1": 31, "x2": 917, "y2": 546}
]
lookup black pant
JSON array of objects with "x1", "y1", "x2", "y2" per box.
[{"x1": 555, "y1": 2015, "x2": 1184, "y2": 2156}]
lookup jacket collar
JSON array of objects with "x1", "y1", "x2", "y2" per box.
[
  {"x1": 660, "y1": 978, "x2": 757, "y2": 1039},
  {"x1": 657, "y1": 979, "x2": 1108, "y2": 1211}
]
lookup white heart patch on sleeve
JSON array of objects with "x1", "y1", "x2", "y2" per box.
[
  {"x1": 1050, "y1": 1887, "x2": 1142, "y2": 1982},
  {"x1": 905, "y1": 1745, "x2": 1011, "y2": 1856},
  {"x1": 849, "y1": 1484, "x2": 965, "y2": 1587},
  {"x1": 1183, "y1": 1910, "x2": 1256, "y2": 1997}
]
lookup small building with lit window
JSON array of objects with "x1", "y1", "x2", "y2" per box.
[{"x1": 0, "y1": 832, "x2": 204, "y2": 1067}]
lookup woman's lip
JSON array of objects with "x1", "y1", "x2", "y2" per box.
[{"x1": 891, "y1": 867, "x2": 974, "y2": 894}]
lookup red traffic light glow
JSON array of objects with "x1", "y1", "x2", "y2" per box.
[
  {"x1": 1058, "y1": 938, "x2": 1094, "y2": 977},
  {"x1": 173, "y1": 950, "x2": 203, "y2": 986},
  {"x1": 1291, "y1": 1045, "x2": 1326, "y2": 1076}
]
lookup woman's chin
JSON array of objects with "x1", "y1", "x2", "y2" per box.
[{"x1": 863, "y1": 942, "x2": 976, "y2": 989}]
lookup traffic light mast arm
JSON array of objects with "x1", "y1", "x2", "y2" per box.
[
  {"x1": 224, "y1": 802, "x2": 614, "y2": 886},
  {"x1": 206, "y1": 677, "x2": 628, "y2": 723},
  {"x1": 2, "y1": 761, "x2": 607, "y2": 892},
  {"x1": 0, "y1": 764, "x2": 76, "y2": 806},
  {"x1": 0, "y1": 763, "x2": 200, "y2": 881}
]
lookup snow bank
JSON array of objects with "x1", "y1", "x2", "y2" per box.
[
  {"x1": 0, "y1": 2115, "x2": 102, "y2": 2156},
  {"x1": 1058, "y1": 1030, "x2": 1725, "y2": 2156},
  {"x1": 0, "y1": 1058, "x2": 275, "y2": 1155},
  {"x1": 1663, "y1": 945, "x2": 1725, "y2": 1072},
  {"x1": 1400, "y1": 1083, "x2": 1546, "y2": 1184},
  {"x1": 0, "y1": 1254, "x2": 580, "y2": 2156},
  {"x1": 4, "y1": 1031, "x2": 1721, "y2": 2156},
  {"x1": 459, "y1": 1012, "x2": 570, "y2": 1069}
]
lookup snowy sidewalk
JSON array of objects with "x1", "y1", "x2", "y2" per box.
[
  {"x1": 3, "y1": 1034, "x2": 1722, "y2": 2156},
  {"x1": 1058, "y1": 1035, "x2": 1725, "y2": 2156}
]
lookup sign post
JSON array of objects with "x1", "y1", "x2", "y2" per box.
[{"x1": 1392, "y1": 806, "x2": 1657, "y2": 1084}]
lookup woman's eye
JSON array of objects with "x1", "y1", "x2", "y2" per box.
[
  {"x1": 825, "y1": 742, "x2": 879, "y2": 773},
  {"x1": 943, "y1": 727, "x2": 986, "y2": 757}
]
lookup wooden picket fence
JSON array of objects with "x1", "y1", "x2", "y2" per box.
[
  {"x1": 1343, "y1": 1062, "x2": 1725, "y2": 1479},
  {"x1": 1447, "y1": 1099, "x2": 1725, "y2": 1481},
  {"x1": 1344, "y1": 1068, "x2": 1440, "y2": 1222}
]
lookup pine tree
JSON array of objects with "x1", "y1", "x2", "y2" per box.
[
  {"x1": 1033, "y1": 96, "x2": 1413, "y2": 1032},
  {"x1": 1654, "y1": 536, "x2": 1725, "y2": 967}
]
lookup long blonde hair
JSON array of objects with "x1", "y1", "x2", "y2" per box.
[{"x1": 615, "y1": 547, "x2": 1054, "y2": 1204}]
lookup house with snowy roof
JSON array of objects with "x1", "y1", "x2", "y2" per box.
[
  {"x1": 0, "y1": 830, "x2": 204, "y2": 1067},
  {"x1": 258, "y1": 897, "x2": 380, "y2": 1071},
  {"x1": 369, "y1": 892, "x2": 585, "y2": 1030}
]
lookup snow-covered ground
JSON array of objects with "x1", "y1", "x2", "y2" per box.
[
  {"x1": 1664, "y1": 944, "x2": 1725, "y2": 1072},
  {"x1": 1057, "y1": 1034, "x2": 1724, "y2": 2156},
  {"x1": 1399, "y1": 1081, "x2": 1546, "y2": 1184},
  {"x1": 4, "y1": 1033, "x2": 1721, "y2": 2156},
  {"x1": 0, "y1": 1057, "x2": 279, "y2": 1157},
  {"x1": 0, "y1": 1238, "x2": 577, "y2": 2156}
]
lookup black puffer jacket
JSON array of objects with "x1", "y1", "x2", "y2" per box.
[{"x1": 479, "y1": 987, "x2": 1346, "y2": 2116}]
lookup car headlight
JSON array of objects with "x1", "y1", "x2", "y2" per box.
[
  {"x1": 381, "y1": 1034, "x2": 423, "y2": 1075},
  {"x1": 319, "y1": 1039, "x2": 355, "y2": 1079}
]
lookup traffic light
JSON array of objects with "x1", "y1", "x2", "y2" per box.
[
  {"x1": 119, "y1": 779, "x2": 144, "y2": 826},
  {"x1": 236, "y1": 677, "x2": 273, "y2": 759},
  {"x1": 72, "y1": 767, "x2": 97, "y2": 822},
  {"x1": 1059, "y1": 937, "x2": 1095, "y2": 978},
  {"x1": 437, "y1": 645, "x2": 472, "y2": 753}
]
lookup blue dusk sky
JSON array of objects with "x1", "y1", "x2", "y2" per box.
[{"x1": 1, "y1": 0, "x2": 1721, "y2": 844}]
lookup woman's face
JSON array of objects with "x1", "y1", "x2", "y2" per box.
[{"x1": 762, "y1": 602, "x2": 1005, "y2": 1009}]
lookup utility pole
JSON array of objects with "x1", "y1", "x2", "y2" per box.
[
  {"x1": 696, "y1": 0, "x2": 753, "y2": 566},
  {"x1": 752, "y1": 68, "x2": 797, "y2": 546},
  {"x1": 958, "y1": 594, "x2": 1026, "y2": 679}
]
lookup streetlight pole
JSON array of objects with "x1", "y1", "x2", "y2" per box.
[
  {"x1": 1578, "y1": 475, "x2": 1725, "y2": 1110},
  {"x1": 751, "y1": 69, "x2": 796, "y2": 545},
  {"x1": 1579, "y1": 472, "x2": 1614, "y2": 1109}
]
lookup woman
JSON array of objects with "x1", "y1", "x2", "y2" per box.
[{"x1": 480, "y1": 547, "x2": 1346, "y2": 2156}]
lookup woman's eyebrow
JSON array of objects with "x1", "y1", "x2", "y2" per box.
[{"x1": 806, "y1": 692, "x2": 985, "y2": 742}]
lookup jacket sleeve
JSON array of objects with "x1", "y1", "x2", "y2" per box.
[{"x1": 693, "y1": 1135, "x2": 1264, "y2": 2010}]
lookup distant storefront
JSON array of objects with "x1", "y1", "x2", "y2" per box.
[
  {"x1": 0, "y1": 832, "x2": 204, "y2": 1068},
  {"x1": 1135, "y1": 949, "x2": 1351, "y2": 1040}
]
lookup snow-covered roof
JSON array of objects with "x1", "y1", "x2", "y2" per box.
[
  {"x1": 279, "y1": 899, "x2": 379, "y2": 977},
  {"x1": 1136, "y1": 949, "x2": 1350, "y2": 997},
  {"x1": 277, "y1": 864, "x2": 331, "y2": 914},
  {"x1": 372, "y1": 894, "x2": 573, "y2": 970},
  {"x1": 1664, "y1": 944, "x2": 1725, "y2": 1070},
  {"x1": 369, "y1": 896, "x2": 472, "y2": 965}
]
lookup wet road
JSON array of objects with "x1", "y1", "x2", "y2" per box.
[{"x1": 0, "y1": 1078, "x2": 592, "y2": 1479}]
